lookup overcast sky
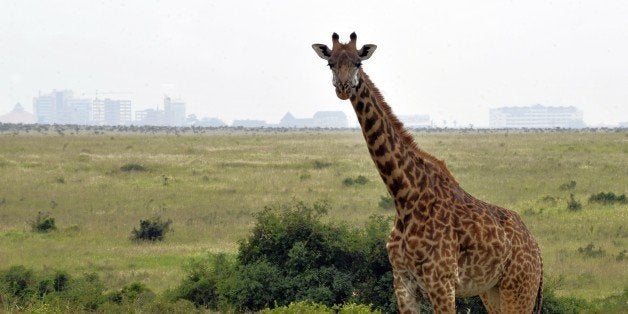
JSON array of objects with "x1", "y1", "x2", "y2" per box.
[{"x1": 1, "y1": 0, "x2": 627, "y2": 127}]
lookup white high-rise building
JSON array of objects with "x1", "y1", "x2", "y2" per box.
[
  {"x1": 163, "y1": 96, "x2": 186, "y2": 126},
  {"x1": 32, "y1": 90, "x2": 73, "y2": 124},
  {"x1": 66, "y1": 98, "x2": 92, "y2": 125},
  {"x1": 103, "y1": 99, "x2": 132, "y2": 125},
  {"x1": 489, "y1": 105, "x2": 585, "y2": 128}
]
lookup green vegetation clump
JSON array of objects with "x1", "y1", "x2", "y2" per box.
[
  {"x1": 31, "y1": 212, "x2": 57, "y2": 233},
  {"x1": 131, "y1": 216, "x2": 172, "y2": 241},
  {"x1": 262, "y1": 301, "x2": 379, "y2": 313},
  {"x1": 577, "y1": 243, "x2": 606, "y2": 258},
  {"x1": 312, "y1": 160, "x2": 332, "y2": 169},
  {"x1": 559, "y1": 180, "x2": 577, "y2": 191},
  {"x1": 589, "y1": 192, "x2": 627, "y2": 205},
  {"x1": 343, "y1": 175, "x2": 369, "y2": 186},
  {"x1": 170, "y1": 200, "x2": 398, "y2": 312},
  {"x1": 378, "y1": 195, "x2": 394, "y2": 210},
  {"x1": 120, "y1": 163, "x2": 147, "y2": 172},
  {"x1": 566, "y1": 194, "x2": 582, "y2": 211}
]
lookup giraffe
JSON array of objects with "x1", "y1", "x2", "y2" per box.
[{"x1": 312, "y1": 32, "x2": 543, "y2": 314}]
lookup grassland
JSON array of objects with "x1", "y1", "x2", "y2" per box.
[{"x1": 0, "y1": 127, "x2": 626, "y2": 301}]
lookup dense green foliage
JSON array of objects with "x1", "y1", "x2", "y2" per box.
[
  {"x1": 31, "y1": 212, "x2": 57, "y2": 233},
  {"x1": 172, "y1": 200, "x2": 398, "y2": 312},
  {"x1": 589, "y1": 192, "x2": 627, "y2": 205},
  {"x1": 131, "y1": 216, "x2": 173, "y2": 241}
]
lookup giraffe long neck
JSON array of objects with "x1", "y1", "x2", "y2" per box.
[{"x1": 350, "y1": 70, "x2": 457, "y2": 219}]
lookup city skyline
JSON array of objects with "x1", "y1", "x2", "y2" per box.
[
  {"x1": 0, "y1": 89, "x2": 598, "y2": 129},
  {"x1": 2, "y1": 1, "x2": 627, "y2": 128}
]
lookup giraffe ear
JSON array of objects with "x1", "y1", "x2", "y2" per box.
[
  {"x1": 358, "y1": 44, "x2": 377, "y2": 60},
  {"x1": 312, "y1": 44, "x2": 332, "y2": 60}
]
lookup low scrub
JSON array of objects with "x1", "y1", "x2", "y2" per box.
[
  {"x1": 589, "y1": 192, "x2": 627, "y2": 205},
  {"x1": 31, "y1": 212, "x2": 56, "y2": 233},
  {"x1": 120, "y1": 163, "x2": 147, "y2": 172},
  {"x1": 131, "y1": 216, "x2": 172, "y2": 241},
  {"x1": 566, "y1": 194, "x2": 582, "y2": 211},
  {"x1": 378, "y1": 195, "x2": 394, "y2": 210},
  {"x1": 343, "y1": 175, "x2": 369, "y2": 186}
]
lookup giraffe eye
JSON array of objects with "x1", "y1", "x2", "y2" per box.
[
  {"x1": 355, "y1": 62, "x2": 362, "y2": 68},
  {"x1": 327, "y1": 63, "x2": 335, "y2": 68}
]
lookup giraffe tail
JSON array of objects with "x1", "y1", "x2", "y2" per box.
[{"x1": 533, "y1": 259, "x2": 543, "y2": 314}]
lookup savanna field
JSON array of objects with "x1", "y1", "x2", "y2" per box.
[{"x1": 0, "y1": 126, "x2": 626, "y2": 312}]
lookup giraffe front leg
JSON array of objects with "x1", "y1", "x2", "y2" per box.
[
  {"x1": 421, "y1": 264, "x2": 457, "y2": 314},
  {"x1": 392, "y1": 270, "x2": 423, "y2": 314}
]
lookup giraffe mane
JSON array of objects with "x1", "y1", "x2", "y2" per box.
[{"x1": 359, "y1": 70, "x2": 459, "y2": 185}]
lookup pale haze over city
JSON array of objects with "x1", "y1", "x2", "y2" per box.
[{"x1": 2, "y1": 0, "x2": 627, "y2": 127}]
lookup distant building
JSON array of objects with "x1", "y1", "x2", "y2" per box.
[
  {"x1": 66, "y1": 98, "x2": 92, "y2": 125},
  {"x1": 103, "y1": 99, "x2": 132, "y2": 125},
  {"x1": 92, "y1": 98, "x2": 105, "y2": 125},
  {"x1": 489, "y1": 105, "x2": 585, "y2": 128},
  {"x1": 135, "y1": 108, "x2": 165, "y2": 126},
  {"x1": 33, "y1": 90, "x2": 73, "y2": 124},
  {"x1": 312, "y1": 111, "x2": 348, "y2": 128},
  {"x1": 32, "y1": 90, "x2": 131, "y2": 125},
  {"x1": 0, "y1": 103, "x2": 37, "y2": 124},
  {"x1": 277, "y1": 111, "x2": 348, "y2": 128},
  {"x1": 399, "y1": 114, "x2": 431, "y2": 128},
  {"x1": 232, "y1": 119, "x2": 268, "y2": 128},
  {"x1": 163, "y1": 96, "x2": 186, "y2": 126},
  {"x1": 194, "y1": 117, "x2": 226, "y2": 127}
]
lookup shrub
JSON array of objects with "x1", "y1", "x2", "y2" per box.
[
  {"x1": 343, "y1": 175, "x2": 368, "y2": 186},
  {"x1": 120, "y1": 163, "x2": 147, "y2": 172},
  {"x1": 312, "y1": 160, "x2": 332, "y2": 169},
  {"x1": 378, "y1": 195, "x2": 394, "y2": 210},
  {"x1": 131, "y1": 216, "x2": 172, "y2": 241},
  {"x1": 577, "y1": 243, "x2": 606, "y2": 258},
  {"x1": 172, "y1": 253, "x2": 235, "y2": 309},
  {"x1": 31, "y1": 212, "x2": 57, "y2": 233},
  {"x1": 566, "y1": 194, "x2": 582, "y2": 211},
  {"x1": 172, "y1": 201, "x2": 396, "y2": 312},
  {"x1": 107, "y1": 282, "x2": 154, "y2": 305},
  {"x1": 559, "y1": 180, "x2": 576, "y2": 191},
  {"x1": 0, "y1": 265, "x2": 36, "y2": 303},
  {"x1": 589, "y1": 192, "x2": 627, "y2": 205}
]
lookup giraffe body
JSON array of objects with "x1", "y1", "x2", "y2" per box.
[{"x1": 313, "y1": 33, "x2": 543, "y2": 314}]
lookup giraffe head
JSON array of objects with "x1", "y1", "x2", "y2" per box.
[{"x1": 312, "y1": 32, "x2": 377, "y2": 100}]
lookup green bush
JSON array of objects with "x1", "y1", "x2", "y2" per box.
[
  {"x1": 131, "y1": 216, "x2": 172, "y2": 241},
  {"x1": 312, "y1": 160, "x2": 332, "y2": 169},
  {"x1": 589, "y1": 192, "x2": 627, "y2": 205},
  {"x1": 263, "y1": 301, "x2": 381, "y2": 313},
  {"x1": 559, "y1": 180, "x2": 576, "y2": 190},
  {"x1": 0, "y1": 265, "x2": 36, "y2": 303},
  {"x1": 31, "y1": 212, "x2": 57, "y2": 233},
  {"x1": 566, "y1": 194, "x2": 582, "y2": 211},
  {"x1": 120, "y1": 163, "x2": 147, "y2": 172},
  {"x1": 172, "y1": 253, "x2": 235, "y2": 309},
  {"x1": 0, "y1": 267, "x2": 106, "y2": 311},
  {"x1": 378, "y1": 195, "x2": 394, "y2": 210},
  {"x1": 108, "y1": 282, "x2": 154, "y2": 305},
  {"x1": 577, "y1": 243, "x2": 606, "y2": 258},
  {"x1": 343, "y1": 175, "x2": 369, "y2": 186},
  {"x1": 171, "y1": 201, "x2": 396, "y2": 312}
]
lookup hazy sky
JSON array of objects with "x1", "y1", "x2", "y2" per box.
[{"x1": 2, "y1": 1, "x2": 627, "y2": 127}]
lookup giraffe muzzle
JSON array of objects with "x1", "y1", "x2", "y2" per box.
[{"x1": 335, "y1": 83, "x2": 352, "y2": 100}]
